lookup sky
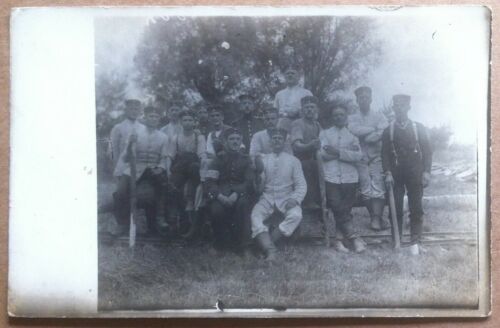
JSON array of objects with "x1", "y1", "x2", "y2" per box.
[{"x1": 95, "y1": 7, "x2": 490, "y2": 145}]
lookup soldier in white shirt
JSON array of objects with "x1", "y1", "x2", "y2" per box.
[
  {"x1": 273, "y1": 65, "x2": 313, "y2": 132},
  {"x1": 251, "y1": 128, "x2": 307, "y2": 261},
  {"x1": 109, "y1": 99, "x2": 146, "y2": 171},
  {"x1": 113, "y1": 106, "x2": 169, "y2": 236},
  {"x1": 320, "y1": 104, "x2": 366, "y2": 253}
]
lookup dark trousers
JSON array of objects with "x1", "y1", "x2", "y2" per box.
[
  {"x1": 393, "y1": 169, "x2": 424, "y2": 244},
  {"x1": 113, "y1": 169, "x2": 168, "y2": 233},
  {"x1": 170, "y1": 152, "x2": 200, "y2": 195},
  {"x1": 209, "y1": 195, "x2": 252, "y2": 250},
  {"x1": 325, "y1": 182, "x2": 358, "y2": 239},
  {"x1": 300, "y1": 158, "x2": 321, "y2": 209}
]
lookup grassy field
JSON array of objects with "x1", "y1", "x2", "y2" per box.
[{"x1": 98, "y1": 146, "x2": 480, "y2": 311}]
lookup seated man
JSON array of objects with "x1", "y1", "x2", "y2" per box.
[
  {"x1": 205, "y1": 128, "x2": 255, "y2": 254},
  {"x1": 319, "y1": 104, "x2": 366, "y2": 253},
  {"x1": 113, "y1": 106, "x2": 168, "y2": 237},
  {"x1": 249, "y1": 106, "x2": 292, "y2": 163},
  {"x1": 166, "y1": 110, "x2": 207, "y2": 207},
  {"x1": 251, "y1": 128, "x2": 307, "y2": 261}
]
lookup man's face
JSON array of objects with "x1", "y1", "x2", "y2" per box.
[
  {"x1": 263, "y1": 111, "x2": 279, "y2": 129},
  {"x1": 240, "y1": 99, "x2": 255, "y2": 115},
  {"x1": 181, "y1": 115, "x2": 195, "y2": 130},
  {"x1": 145, "y1": 112, "x2": 161, "y2": 129},
  {"x1": 271, "y1": 134, "x2": 286, "y2": 153},
  {"x1": 331, "y1": 107, "x2": 347, "y2": 128},
  {"x1": 209, "y1": 111, "x2": 224, "y2": 127},
  {"x1": 392, "y1": 101, "x2": 410, "y2": 121},
  {"x1": 225, "y1": 134, "x2": 242, "y2": 152},
  {"x1": 302, "y1": 103, "x2": 318, "y2": 120},
  {"x1": 356, "y1": 92, "x2": 372, "y2": 111},
  {"x1": 198, "y1": 107, "x2": 208, "y2": 123},
  {"x1": 125, "y1": 103, "x2": 141, "y2": 120},
  {"x1": 285, "y1": 69, "x2": 300, "y2": 86},
  {"x1": 168, "y1": 106, "x2": 182, "y2": 122}
]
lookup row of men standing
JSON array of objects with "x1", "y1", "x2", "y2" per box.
[{"x1": 108, "y1": 66, "x2": 432, "y2": 258}]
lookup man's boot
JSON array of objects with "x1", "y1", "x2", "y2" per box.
[
  {"x1": 333, "y1": 240, "x2": 350, "y2": 253},
  {"x1": 255, "y1": 232, "x2": 277, "y2": 261},
  {"x1": 373, "y1": 198, "x2": 390, "y2": 230},
  {"x1": 367, "y1": 199, "x2": 381, "y2": 231},
  {"x1": 271, "y1": 228, "x2": 284, "y2": 244},
  {"x1": 352, "y1": 237, "x2": 366, "y2": 253}
]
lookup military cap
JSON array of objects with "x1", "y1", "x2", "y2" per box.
[
  {"x1": 179, "y1": 109, "x2": 196, "y2": 119},
  {"x1": 268, "y1": 127, "x2": 288, "y2": 138},
  {"x1": 301, "y1": 95, "x2": 319, "y2": 106},
  {"x1": 238, "y1": 93, "x2": 255, "y2": 101},
  {"x1": 207, "y1": 105, "x2": 224, "y2": 113},
  {"x1": 354, "y1": 86, "x2": 372, "y2": 96},
  {"x1": 222, "y1": 127, "x2": 242, "y2": 139},
  {"x1": 392, "y1": 94, "x2": 411, "y2": 105},
  {"x1": 125, "y1": 99, "x2": 141, "y2": 106},
  {"x1": 144, "y1": 106, "x2": 162, "y2": 115}
]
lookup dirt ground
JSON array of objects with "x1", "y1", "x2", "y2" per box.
[{"x1": 97, "y1": 147, "x2": 480, "y2": 311}]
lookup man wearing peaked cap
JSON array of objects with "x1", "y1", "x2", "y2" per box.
[
  {"x1": 231, "y1": 92, "x2": 265, "y2": 153},
  {"x1": 205, "y1": 105, "x2": 232, "y2": 158},
  {"x1": 348, "y1": 86, "x2": 390, "y2": 231},
  {"x1": 290, "y1": 95, "x2": 322, "y2": 210},
  {"x1": 273, "y1": 64, "x2": 313, "y2": 132},
  {"x1": 382, "y1": 94, "x2": 433, "y2": 256},
  {"x1": 205, "y1": 127, "x2": 255, "y2": 255},
  {"x1": 251, "y1": 125, "x2": 307, "y2": 261}
]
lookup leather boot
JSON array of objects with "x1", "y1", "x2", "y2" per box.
[
  {"x1": 334, "y1": 240, "x2": 350, "y2": 253},
  {"x1": 255, "y1": 232, "x2": 277, "y2": 261},
  {"x1": 271, "y1": 228, "x2": 284, "y2": 244},
  {"x1": 373, "y1": 198, "x2": 390, "y2": 230}
]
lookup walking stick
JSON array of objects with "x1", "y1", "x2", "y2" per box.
[
  {"x1": 316, "y1": 151, "x2": 330, "y2": 247},
  {"x1": 386, "y1": 181, "x2": 400, "y2": 249},
  {"x1": 129, "y1": 140, "x2": 137, "y2": 248}
]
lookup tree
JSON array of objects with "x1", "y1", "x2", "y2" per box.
[{"x1": 134, "y1": 16, "x2": 380, "y2": 108}]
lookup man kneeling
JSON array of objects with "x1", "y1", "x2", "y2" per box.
[{"x1": 251, "y1": 128, "x2": 307, "y2": 261}]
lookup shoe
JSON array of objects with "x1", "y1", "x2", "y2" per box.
[
  {"x1": 370, "y1": 217, "x2": 381, "y2": 231},
  {"x1": 333, "y1": 240, "x2": 350, "y2": 253},
  {"x1": 352, "y1": 237, "x2": 366, "y2": 253},
  {"x1": 255, "y1": 232, "x2": 277, "y2": 261},
  {"x1": 271, "y1": 228, "x2": 284, "y2": 244},
  {"x1": 409, "y1": 244, "x2": 419, "y2": 256},
  {"x1": 379, "y1": 217, "x2": 391, "y2": 230}
]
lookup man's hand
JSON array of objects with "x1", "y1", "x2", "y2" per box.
[
  {"x1": 384, "y1": 171, "x2": 394, "y2": 187},
  {"x1": 422, "y1": 172, "x2": 431, "y2": 188},
  {"x1": 309, "y1": 139, "x2": 321, "y2": 150},
  {"x1": 217, "y1": 194, "x2": 231, "y2": 207},
  {"x1": 323, "y1": 145, "x2": 340, "y2": 157},
  {"x1": 284, "y1": 198, "x2": 299, "y2": 210},
  {"x1": 227, "y1": 192, "x2": 238, "y2": 205}
]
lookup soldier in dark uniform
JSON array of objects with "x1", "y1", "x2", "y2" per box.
[
  {"x1": 231, "y1": 94, "x2": 265, "y2": 153},
  {"x1": 205, "y1": 128, "x2": 255, "y2": 254},
  {"x1": 382, "y1": 94, "x2": 432, "y2": 255}
]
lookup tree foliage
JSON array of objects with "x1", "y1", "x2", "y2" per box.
[{"x1": 134, "y1": 16, "x2": 380, "y2": 107}]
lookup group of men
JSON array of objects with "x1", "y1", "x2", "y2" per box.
[{"x1": 108, "y1": 65, "x2": 432, "y2": 259}]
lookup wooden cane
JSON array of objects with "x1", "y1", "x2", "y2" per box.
[
  {"x1": 316, "y1": 151, "x2": 331, "y2": 247},
  {"x1": 387, "y1": 181, "x2": 401, "y2": 249},
  {"x1": 129, "y1": 140, "x2": 137, "y2": 248}
]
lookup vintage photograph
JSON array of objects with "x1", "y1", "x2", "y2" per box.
[{"x1": 94, "y1": 7, "x2": 489, "y2": 313}]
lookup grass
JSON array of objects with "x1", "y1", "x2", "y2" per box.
[{"x1": 97, "y1": 145, "x2": 480, "y2": 312}]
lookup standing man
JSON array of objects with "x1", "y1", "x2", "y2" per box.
[
  {"x1": 273, "y1": 65, "x2": 313, "y2": 132},
  {"x1": 290, "y1": 96, "x2": 322, "y2": 210},
  {"x1": 195, "y1": 101, "x2": 211, "y2": 138},
  {"x1": 206, "y1": 105, "x2": 231, "y2": 158},
  {"x1": 231, "y1": 94, "x2": 265, "y2": 153},
  {"x1": 109, "y1": 99, "x2": 146, "y2": 171},
  {"x1": 113, "y1": 106, "x2": 169, "y2": 236},
  {"x1": 205, "y1": 128, "x2": 255, "y2": 254},
  {"x1": 249, "y1": 106, "x2": 292, "y2": 162},
  {"x1": 319, "y1": 104, "x2": 366, "y2": 253},
  {"x1": 251, "y1": 128, "x2": 307, "y2": 261},
  {"x1": 348, "y1": 86, "x2": 390, "y2": 231},
  {"x1": 382, "y1": 94, "x2": 432, "y2": 255},
  {"x1": 160, "y1": 102, "x2": 184, "y2": 141}
]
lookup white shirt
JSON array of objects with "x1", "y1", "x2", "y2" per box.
[
  {"x1": 259, "y1": 152, "x2": 307, "y2": 212},
  {"x1": 109, "y1": 119, "x2": 146, "y2": 168},
  {"x1": 273, "y1": 85, "x2": 313, "y2": 117},
  {"x1": 319, "y1": 126, "x2": 363, "y2": 184}
]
